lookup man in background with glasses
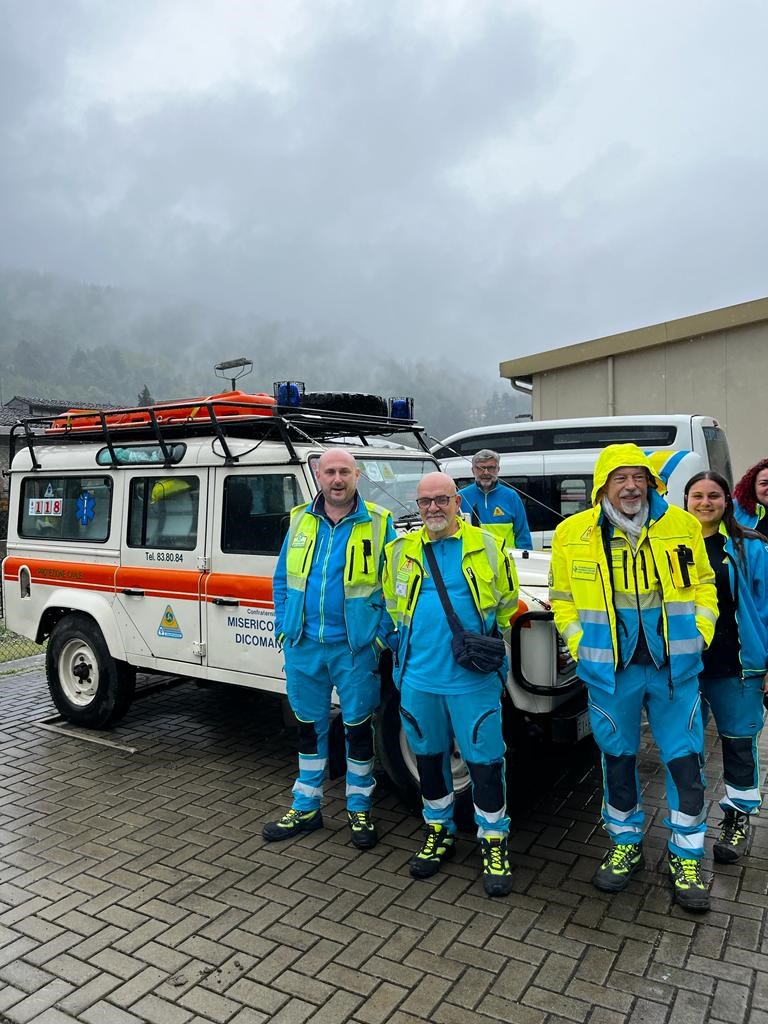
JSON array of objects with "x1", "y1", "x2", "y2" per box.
[
  {"x1": 382, "y1": 472, "x2": 519, "y2": 896},
  {"x1": 458, "y1": 448, "x2": 533, "y2": 551}
]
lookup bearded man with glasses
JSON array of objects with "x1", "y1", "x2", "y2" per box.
[
  {"x1": 382, "y1": 472, "x2": 519, "y2": 896},
  {"x1": 458, "y1": 449, "x2": 533, "y2": 551}
]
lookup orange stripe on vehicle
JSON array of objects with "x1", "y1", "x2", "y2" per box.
[
  {"x1": 3, "y1": 557, "x2": 117, "y2": 590},
  {"x1": 2, "y1": 558, "x2": 274, "y2": 606},
  {"x1": 115, "y1": 567, "x2": 202, "y2": 596},
  {"x1": 204, "y1": 573, "x2": 273, "y2": 605}
]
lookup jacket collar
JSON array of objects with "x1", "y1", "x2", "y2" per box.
[
  {"x1": 412, "y1": 515, "x2": 482, "y2": 553},
  {"x1": 309, "y1": 491, "x2": 367, "y2": 524}
]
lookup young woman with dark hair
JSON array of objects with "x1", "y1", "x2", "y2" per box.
[
  {"x1": 733, "y1": 458, "x2": 768, "y2": 536},
  {"x1": 685, "y1": 471, "x2": 768, "y2": 862}
]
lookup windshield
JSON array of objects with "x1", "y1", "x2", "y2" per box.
[{"x1": 309, "y1": 454, "x2": 437, "y2": 518}]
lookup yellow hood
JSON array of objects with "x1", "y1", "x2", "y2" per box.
[{"x1": 591, "y1": 443, "x2": 667, "y2": 505}]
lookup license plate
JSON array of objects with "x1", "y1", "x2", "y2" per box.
[{"x1": 576, "y1": 707, "x2": 592, "y2": 741}]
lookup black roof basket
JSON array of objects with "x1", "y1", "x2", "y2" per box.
[{"x1": 9, "y1": 395, "x2": 431, "y2": 468}]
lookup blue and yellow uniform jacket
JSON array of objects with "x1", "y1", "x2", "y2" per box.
[
  {"x1": 549, "y1": 444, "x2": 718, "y2": 694},
  {"x1": 382, "y1": 518, "x2": 519, "y2": 687},
  {"x1": 734, "y1": 500, "x2": 766, "y2": 532},
  {"x1": 458, "y1": 481, "x2": 533, "y2": 551},
  {"x1": 713, "y1": 524, "x2": 768, "y2": 677},
  {"x1": 274, "y1": 493, "x2": 395, "y2": 651}
]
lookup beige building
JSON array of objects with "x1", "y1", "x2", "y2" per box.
[{"x1": 499, "y1": 296, "x2": 768, "y2": 478}]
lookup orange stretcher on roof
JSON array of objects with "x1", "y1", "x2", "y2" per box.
[{"x1": 46, "y1": 390, "x2": 277, "y2": 433}]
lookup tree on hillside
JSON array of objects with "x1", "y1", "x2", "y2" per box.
[{"x1": 137, "y1": 384, "x2": 155, "y2": 406}]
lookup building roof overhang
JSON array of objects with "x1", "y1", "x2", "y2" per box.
[{"x1": 499, "y1": 295, "x2": 768, "y2": 379}]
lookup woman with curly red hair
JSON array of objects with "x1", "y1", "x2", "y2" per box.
[{"x1": 733, "y1": 459, "x2": 768, "y2": 536}]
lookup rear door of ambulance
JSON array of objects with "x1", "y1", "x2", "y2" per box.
[{"x1": 114, "y1": 467, "x2": 209, "y2": 664}]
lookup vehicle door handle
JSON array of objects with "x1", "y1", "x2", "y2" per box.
[
  {"x1": 121, "y1": 588, "x2": 145, "y2": 596},
  {"x1": 212, "y1": 597, "x2": 239, "y2": 606}
]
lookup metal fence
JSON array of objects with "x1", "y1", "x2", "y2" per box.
[{"x1": 0, "y1": 505, "x2": 46, "y2": 664}]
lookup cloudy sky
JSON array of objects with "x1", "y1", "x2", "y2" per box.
[{"x1": 2, "y1": 0, "x2": 767, "y2": 368}]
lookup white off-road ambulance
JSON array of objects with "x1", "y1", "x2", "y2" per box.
[{"x1": 1, "y1": 384, "x2": 582, "y2": 813}]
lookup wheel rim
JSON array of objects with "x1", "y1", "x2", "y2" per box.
[
  {"x1": 398, "y1": 727, "x2": 472, "y2": 794},
  {"x1": 57, "y1": 638, "x2": 100, "y2": 707}
]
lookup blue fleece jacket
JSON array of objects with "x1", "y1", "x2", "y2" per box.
[{"x1": 458, "y1": 480, "x2": 533, "y2": 550}]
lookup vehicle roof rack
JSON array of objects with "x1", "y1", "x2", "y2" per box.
[{"x1": 9, "y1": 395, "x2": 432, "y2": 468}]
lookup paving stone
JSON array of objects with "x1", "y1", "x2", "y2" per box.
[
  {"x1": 2, "y1": 979, "x2": 74, "y2": 1023},
  {"x1": 57, "y1": 972, "x2": 123, "y2": 1015},
  {"x1": 80, "y1": 1001, "x2": 150, "y2": 1024},
  {"x1": 711, "y1": 979, "x2": 751, "y2": 1024},
  {"x1": 350, "y1": 981, "x2": 408, "y2": 1024},
  {"x1": 668, "y1": 989, "x2": 713, "y2": 1024}
]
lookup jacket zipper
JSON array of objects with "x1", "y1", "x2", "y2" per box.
[
  {"x1": 466, "y1": 565, "x2": 482, "y2": 607},
  {"x1": 596, "y1": 564, "x2": 617, "y2": 666}
]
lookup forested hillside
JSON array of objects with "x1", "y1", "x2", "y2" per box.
[{"x1": 0, "y1": 269, "x2": 530, "y2": 439}]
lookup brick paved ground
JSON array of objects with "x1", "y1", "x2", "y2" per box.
[{"x1": 1, "y1": 662, "x2": 767, "y2": 1024}]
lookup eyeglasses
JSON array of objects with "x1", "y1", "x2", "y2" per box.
[{"x1": 416, "y1": 495, "x2": 453, "y2": 509}]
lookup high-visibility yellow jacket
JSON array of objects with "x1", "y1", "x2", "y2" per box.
[
  {"x1": 275, "y1": 497, "x2": 394, "y2": 650},
  {"x1": 382, "y1": 518, "x2": 519, "y2": 685},
  {"x1": 549, "y1": 444, "x2": 718, "y2": 694}
]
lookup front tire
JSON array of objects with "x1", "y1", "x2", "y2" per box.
[
  {"x1": 46, "y1": 614, "x2": 136, "y2": 727},
  {"x1": 375, "y1": 686, "x2": 475, "y2": 831}
]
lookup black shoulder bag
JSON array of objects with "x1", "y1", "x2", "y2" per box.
[{"x1": 422, "y1": 542, "x2": 507, "y2": 675}]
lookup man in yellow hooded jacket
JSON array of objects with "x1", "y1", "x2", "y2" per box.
[{"x1": 550, "y1": 444, "x2": 717, "y2": 912}]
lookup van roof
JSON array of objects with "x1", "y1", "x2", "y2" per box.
[{"x1": 435, "y1": 413, "x2": 718, "y2": 449}]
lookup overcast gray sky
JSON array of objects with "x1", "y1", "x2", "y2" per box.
[{"x1": 2, "y1": 0, "x2": 767, "y2": 368}]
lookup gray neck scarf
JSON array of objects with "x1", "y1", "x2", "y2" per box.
[{"x1": 601, "y1": 496, "x2": 649, "y2": 551}]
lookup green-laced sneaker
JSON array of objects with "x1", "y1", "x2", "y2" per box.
[
  {"x1": 481, "y1": 835, "x2": 513, "y2": 897},
  {"x1": 668, "y1": 853, "x2": 710, "y2": 912},
  {"x1": 348, "y1": 810, "x2": 378, "y2": 850},
  {"x1": 713, "y1": 810, "x2": 750, "y2": 864},
  {"x1": 409, "y1": 824, "x2": 456, "y2": 879},
  {"x1": 262, "y1": 808, "x2": 323, "y2": 842},
  {"x1": 592, "y1": 843, "x2": 644, "y2": 893}
]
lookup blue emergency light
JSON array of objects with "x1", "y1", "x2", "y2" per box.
[
  {"x1": 389, "y1": 397, "x2": 414, "y2": 420},
  {"x1": 273, "y1": 381, "x2": 305, "y2": 407}
]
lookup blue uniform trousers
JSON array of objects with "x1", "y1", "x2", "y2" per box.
[
  {"x1": 700, "y1": 674, "x2": 764, "y2": 814},
  {"x1": 284, "y1": 637, "x2": 380, "y2": 813},
  {"x1": 399, "y1": 678, "x2": 510, "y2": 838},
  {"x1": 588, "y1": 663, "x2": 707, "y2": 859}
]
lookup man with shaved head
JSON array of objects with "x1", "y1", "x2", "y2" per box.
[
  {"x1": 383, "y1": 472, "x2": 520, "y2": 896},
  {"x1": 265, "y1": 448, "x2": 396, "y2": 849}
]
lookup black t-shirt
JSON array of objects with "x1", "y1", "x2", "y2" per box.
[
  {"x1": 756, "y1": 515, "x2": 768, "y2": 538},
  {"x1": 701, "y1": 532, "x2": 741, "y2": 677}
]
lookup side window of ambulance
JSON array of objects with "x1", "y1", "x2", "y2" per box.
[
  {"x1": 19, "y1": 476, "x2": 112, "y2": 542},
  {"x1": 128, "y1": 477, "x2": 200, "y2": 550},
  {"x1": 221, "y1": 474, "x2": 302, "y2": 555}
]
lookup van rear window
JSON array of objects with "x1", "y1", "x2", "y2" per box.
[
  {"x1": 502, "y1": 475, "x2": 593, "y2": 532},
  {"x1": 19, "y1": 476, "x2": 112, "y2": 543},
  {"x1": 703, "y1": 426, "x2": 733, "y2": 485},
  {"x1": 436, "y1": 424, "x2": 678, "y2": 457}
]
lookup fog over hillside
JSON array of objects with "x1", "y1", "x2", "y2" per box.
[{"x1": 0, "y1": 269, "x2": 528, "y2": 439}]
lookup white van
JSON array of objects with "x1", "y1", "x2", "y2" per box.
[{"x1": 434, "y1": 414, "x2": 733, "y2": 549}]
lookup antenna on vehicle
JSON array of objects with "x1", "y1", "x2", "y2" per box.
[{"x1": 214, "y1": 357, "x2": 253, "y2": 392}]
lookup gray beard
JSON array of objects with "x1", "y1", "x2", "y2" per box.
[{"x1": 601, "y1": 496, "x2": 649, "y2": 551}]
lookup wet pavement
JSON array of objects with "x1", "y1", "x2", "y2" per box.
[{"x1": 1, "y1": 661, "x2": 767, "y2": 1023}]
